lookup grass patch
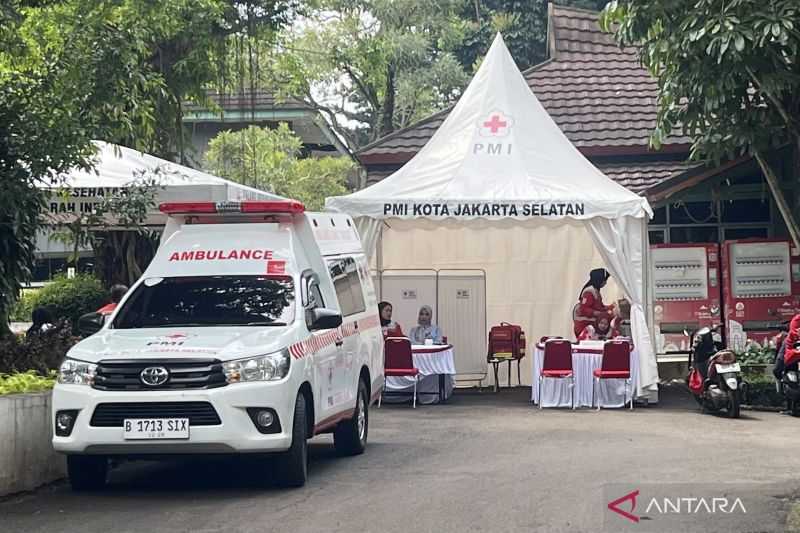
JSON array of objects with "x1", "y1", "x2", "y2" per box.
[{"x1": 0, "y1": 370, "x2": 57, "y2": 395}]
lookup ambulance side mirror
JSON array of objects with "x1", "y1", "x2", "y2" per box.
[
  {"x1": 307, "y1": 308, "x2": 342, "y2": 331},
  {"x1": 78, "y1": 312, "x2": 105, "y2": 337}
]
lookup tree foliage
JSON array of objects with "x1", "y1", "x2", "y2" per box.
[
  {"x1": 49, "y1": 170, "x2": 162, "y2": 286},
  {"x1": 264, "y1": 0, "x2": 610, "y2": 147},
  {"x1": 600, "y1": 0, "x2": 800, "y2": 160},
  {"x1": 600, "y1": 0, "x2": 800, "y2": 242},
  {"x1": 264, "y1": 0, "x2": 469, "y2": 147},
  {"x1": 454, "y1": 1, "x2": 610, "y2": 72},
  {"x1": 204, "y1": 124, "x2": 353, "y2": 210},
  {"x1": 0, "y1": 0, "x2": 296, "y2": 336}
]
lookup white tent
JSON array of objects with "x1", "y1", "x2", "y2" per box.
[
  {"x1": 38, "y1": 141, "x2": 281, "y2": 254},
  {"x1": 326, "y1": 34, "x2": 658, "y2": 396},
  {"x1": 45, "y1": 140, "x2": 280, "y2": 210}
]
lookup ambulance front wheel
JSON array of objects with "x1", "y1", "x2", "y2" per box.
[
  {"x1": 67, "y1": 455, "x2": 108, "y2": 491},
  {"x1": 274, "y1": 393, "x2": 308, "y2": 488}
]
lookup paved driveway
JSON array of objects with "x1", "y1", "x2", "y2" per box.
[{"x1": 2, "y1": 386, "x2": 798, "y2": 533}]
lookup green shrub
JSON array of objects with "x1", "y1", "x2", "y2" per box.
[
  {"x1": 0, "y1": 370, "x2": 57, "y2": 395},
  {"x1": 10, "y1": 287, "x2": 39, "y2": 322},
  {"x1": 17, "y1": 274, "x2": 107, "y2": 334},
  {"x1": 743, "y1": 371, "x2": 784, "y2": 408},
  {"x1": 737, "y1": 344, "x2": 777, "y2": 365},
  {"x1": 0, "y1": 321, "x2": 78, "y2": 374}
]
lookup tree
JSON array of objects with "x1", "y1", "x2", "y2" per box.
[
  {"x1": 264, "y1": 0, "x2": 610, "y2": 147},
  {"x1": 0, "y1": 1, "x2": 166, "y2": 336},
  {"x1": 600, "y1": 0, "x2": 800, "y2": 246},
  {"x1": 50, "y1": 173, "x2": 161, "y2": 286},
  {"x1": 18, "y1": 0, "x2": 299, "y2": 163},
  {"x1": 204, "y1": 124, "x2": 353, "y2": 210},
  {"x1": 0, "y1": 0, "x2": 299, "y2": 336},
  {"x1": 265, "y1": 0, "x2": 470, "y2": 147},
  {"x1": 455, "y1": 1, "x2": 610, "y2": 72}
]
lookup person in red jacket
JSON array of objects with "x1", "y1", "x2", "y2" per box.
[
  {"x1": 97, "y1": 284, "x2": 128, "y2": 316},
  {"x1": 779, "y1": 314, "x2": 800, "y2": 374},
  {"x1": 573, "y1": 268, "x2": 615, "y2": 338}
]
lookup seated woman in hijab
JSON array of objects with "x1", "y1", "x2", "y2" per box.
[
  {"x1": 572, "y1": 268, "x2": 615, "y2": 338},
  {"x1": 379, "y1": 301, "x2": 404, "y2": 338},
  {"x1": 409, "y1": 305, "x2": 444, "y2": 344}
]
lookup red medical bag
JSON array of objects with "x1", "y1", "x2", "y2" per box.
[{"x1": 487, "y1": 322, "x2": 526, "y2": 361}]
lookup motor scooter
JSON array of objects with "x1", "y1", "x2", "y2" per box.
[
  {"x1": 685, "y1": 326, "x2": 743, "y2": 418},
  {"x1": 779, "y1": 341, "x2": 800, "y2": 417}
]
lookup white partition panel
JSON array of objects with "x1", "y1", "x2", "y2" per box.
[
  {"x1": 377, "y1": 270, "x2": 438, "y2": 335},
  {"x1": 437, "y1": 270, "x2": 487, "y2": 380}
]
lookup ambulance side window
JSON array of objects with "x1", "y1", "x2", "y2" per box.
[{"x1": 326, "y1": 256, "x2": 366, "y2": 317}]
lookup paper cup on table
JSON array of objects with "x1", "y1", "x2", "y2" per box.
[{"x1": 424, "y1": 338, "x2": 433, "y2": 346}]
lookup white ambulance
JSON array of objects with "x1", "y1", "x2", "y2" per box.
[{"x1": 52, "y1": 200, "x2": 384, "y2": 489}]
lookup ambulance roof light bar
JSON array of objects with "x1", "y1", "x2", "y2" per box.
[{"x1": 159, "y1": 200, "x2": 305, "y2": 215}]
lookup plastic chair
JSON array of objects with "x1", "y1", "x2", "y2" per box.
[
  {"x1": 592, "y1": 340, "x2": 633, "y2": 410},
  {"x1": 382, "y1": 337, "x2": 420, "y2": 408},
  {"x1": 539, "y1": 339, "x2": 575, "y2": 409}
]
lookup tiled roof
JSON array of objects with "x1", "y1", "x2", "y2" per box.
[
  {"x1": 183, "y1": 89, "x2": 313, "y2": 114},
  {"x1": 358, "y1": 5, "x2": 692, "y2": 194},
  {"x1": 595, "y1": 159, "x2": 697, "y2": 195},
  {"x1": 365, "y1": 158, "x2": 698, "y2": 195},
  {"x1": 529, "y1": 5, "x2": 689, "y2": 149}
]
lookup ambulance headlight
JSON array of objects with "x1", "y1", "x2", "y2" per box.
[
  {"x1": 58, "y1": 358, "x2": 98, "y2": 386},
  {"x1": 223, "y1": 350, "x2": 290, "y2": 383}
]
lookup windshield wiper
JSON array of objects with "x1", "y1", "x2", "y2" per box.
[
  {"x1": 243, "y1": 321, "x2": 287, "y2": 326},
  {"x1": 144, "y1": 323, "x2": 210, "y2": 328}
]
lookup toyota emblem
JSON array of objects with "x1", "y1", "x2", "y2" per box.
[{"x1": 140, "y1": 366, "x2": 169, "y2": 386}]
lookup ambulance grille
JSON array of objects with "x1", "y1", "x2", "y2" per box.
[
  {"x1": 90, "y1": 402, "x2": 221, "y2": 427},
  {"x1": 92, "y1": 359, "x2": 227, "y2": 391}
]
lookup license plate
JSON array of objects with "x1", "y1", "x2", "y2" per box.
[
  {"x1": 715, "y1": 363, "x2": 740, "y2": 373},
  {"x1": 123, "y1": 418, "x2": 190, "y2": 440}
]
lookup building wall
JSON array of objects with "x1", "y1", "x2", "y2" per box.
[{"x1": 648, "y1": 150, "x2": 797, "y2": 246}]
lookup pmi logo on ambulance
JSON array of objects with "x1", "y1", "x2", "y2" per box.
[{"x1": 474, "y1": 111, "x2": 514, "y2": 156}]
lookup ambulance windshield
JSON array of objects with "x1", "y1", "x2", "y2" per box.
[{"x1": 113, "y1": 275, "x2": 295, "y2": 329}]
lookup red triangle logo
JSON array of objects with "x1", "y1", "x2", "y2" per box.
[{"x1": 608, "y1": 489, "x2": 640, "y2": 523}]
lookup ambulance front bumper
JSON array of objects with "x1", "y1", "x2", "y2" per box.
[{"x1": 52, "y1": 382, "x2": 295, "y2": 455}]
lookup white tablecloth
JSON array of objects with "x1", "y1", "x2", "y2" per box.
[
  {"x1": 384, "y1": 345, "x2": 456, "y2": 405},
  {"x1": 530, "y1": 342, "x2": 639, "y2": 408}
]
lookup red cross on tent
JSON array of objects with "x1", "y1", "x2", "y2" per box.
[
  {"x1": 479, "y1": 111, "x2": 513, "y2": 137},
  {"x1": 484, "y1": 115, "x2": 507, "y2": 133}
]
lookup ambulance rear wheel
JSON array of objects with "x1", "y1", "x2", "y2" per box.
[
  {"x1": 275, "y1": 393, "x2": 308, "y2": 488},
  {"x1": 334, "y1": 380, "x2": 368, "y2": 456}
]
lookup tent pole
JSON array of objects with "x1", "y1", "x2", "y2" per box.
[
  {"x1": 377, "y1": 221, "x2": 384, "y2": 300},
  {"x1": 641, "y1": 218, "x2": 655, "y2": 346}
]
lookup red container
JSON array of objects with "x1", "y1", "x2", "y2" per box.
[
  {"x1": 651, "y1": 243, "x2": 722, "y2": 355},
  {"x1": 487, "y1": 323, "x2": 526, "y2": 361},
  {"x1": 721, "y1": 239, "x2": 800, "y2": 350}
]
